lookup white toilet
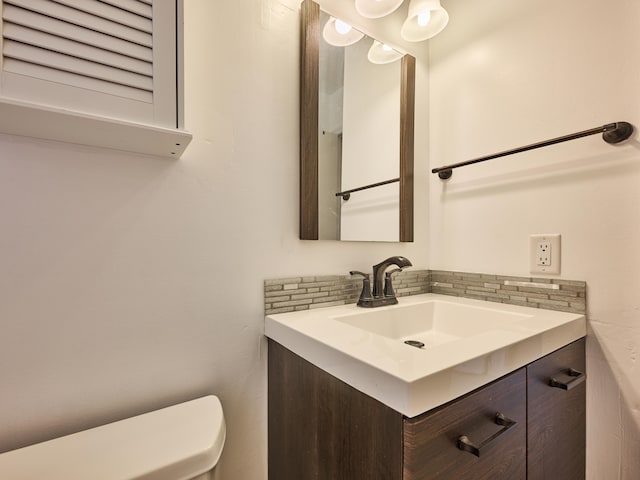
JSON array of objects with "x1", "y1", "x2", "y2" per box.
[{"x1": 0, "y1": 395, "x2": 226, "y2": 480}]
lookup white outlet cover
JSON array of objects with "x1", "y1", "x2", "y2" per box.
[{"x1": 529, "y1": 234, "x2": 561, "y2": 274}]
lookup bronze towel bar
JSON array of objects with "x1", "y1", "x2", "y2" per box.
[
  {"x1": 336, "y1": 177, "x2": 400, "y2": 200},
  {"x1": 432, "y1": 121, "x2": 634, "y2": 180}
]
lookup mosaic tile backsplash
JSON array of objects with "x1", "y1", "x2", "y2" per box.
[
  {"x1": 264, "y1": 269, "x2": 586, "y2": 316},
  {"x1": 429, "y1": 270, "x2": 586, "y2": 314},
  {"x1": 264, "y1": 270, "x2": 430, "y2": 315}
]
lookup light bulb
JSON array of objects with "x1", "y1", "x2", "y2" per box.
[
  {"x1": 323, "y1": 17, "x2": 364, "y2": 46},
  {"x1": 368, "y1": 40, "x2": 403, "y2": 64},
  {"x1": 401, "y1": 0, "x2": 449, "y2": 41},
  {"x1": 417, "y1": 11, "x2": 431, "y2": 27},
  {"x1": 334, "y1": 19, "x2": 352, "y2": 35}
]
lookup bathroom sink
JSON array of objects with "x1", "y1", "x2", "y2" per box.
[
  {"x1": 333, "y1": 301, "x2": 531, "y2": 348},
  {"x1": 265, "y1": 293, "x2": 586, "y2": 417}
]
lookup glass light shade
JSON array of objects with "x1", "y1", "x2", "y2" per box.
[
  {"x1": 322, "y1": 17, "x2": 365, "y2": 47},
  {"x1": 367, "y1": 40, "x2": 404, "y2": 64},
  {"x1": 401, "y1": 0, "x2": 449, "y2": 42},
  {"x1": 355, "y1": 0, "x2": 404, "y2": 19}
]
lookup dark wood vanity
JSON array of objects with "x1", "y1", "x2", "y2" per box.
[{"x1": 268, "y1": 337, "x2": 585, "y2": 480}]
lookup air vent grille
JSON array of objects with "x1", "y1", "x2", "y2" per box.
[{"x1": 2, "y1": 0, "x2": 154, "y2": 102}]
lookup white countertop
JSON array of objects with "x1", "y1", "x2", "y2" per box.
[{"x1": 265, "y1": 293, "x2": 586, "y2": 417}]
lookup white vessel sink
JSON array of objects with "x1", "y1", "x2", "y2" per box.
[{"x1": 265, "y1": 293, "x2": 586, "y2": 417}]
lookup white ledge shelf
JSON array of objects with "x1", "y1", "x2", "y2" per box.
[{"x1": 0, "y1": 97, "x2": 192, "y2": 158}]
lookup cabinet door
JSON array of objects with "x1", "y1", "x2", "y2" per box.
[
  {"x1": 403, "y1": 368, "x2": 526, "y2": 480},
  {"x1": 268, "y1": 340, "x2": 404, "y2": 480},
  {"x1": 528, "y1": 338, "x2": 586, "y2": 480}
]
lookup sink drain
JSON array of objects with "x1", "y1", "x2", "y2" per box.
[{"x1": 404, "y1": 340, "x2": 425, "y2": 349}]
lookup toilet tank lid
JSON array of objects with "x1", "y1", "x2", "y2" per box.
[{"x1": 0, "y1": 395, "x2": 226, "y2": 480}]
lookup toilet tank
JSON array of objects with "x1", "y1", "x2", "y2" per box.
[{"x1": 0, "y1": 395, "x2": 226, "y2": 480}]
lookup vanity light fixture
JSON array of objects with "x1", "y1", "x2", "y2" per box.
[
  {"x1": 367, "y1": 40, "x2": 404, "y2": 64},
  {"x1": 355, "y1": 0, "x2": 404, "y2": 19},
  {"x1": 400, "y1": 0, "x2": 449, "y2": 42},
  {"x1": 322, "y1": 16, "x2": 365, "y2": 46}
]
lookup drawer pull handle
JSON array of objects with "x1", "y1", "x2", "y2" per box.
[
  {"x1": 549, "y1": 368, "x2": 586, "y2": 390},
  {"x1": 457, "y1": 412, "x2": 517, "y2": 457}
]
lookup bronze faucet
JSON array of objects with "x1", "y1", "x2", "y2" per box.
[{"x1": 351, "y1": 256, "x2": 412, "y2": 308}]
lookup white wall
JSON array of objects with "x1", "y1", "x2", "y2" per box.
[
  {"x1": 0, "y1": 1, "x2": 429, "y2": 479},
  {"x1": 430, "y1": 0, "x2": 640, "y2": 477}
]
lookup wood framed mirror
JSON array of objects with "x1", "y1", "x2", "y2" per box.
[{"x1": 300, "y1": 0, "x2": 415, "y2": 242}]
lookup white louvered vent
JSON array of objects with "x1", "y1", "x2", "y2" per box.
[
  {"x1": 2, "y1": 0, "x2": 155, "y2": 103},
  {"x1": 0, "y1": 0, "x2": 188, "y2": 157}
]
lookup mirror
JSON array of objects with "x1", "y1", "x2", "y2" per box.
[{"x1": 300, "y1": 0, "x2": 415, "y2": 242}]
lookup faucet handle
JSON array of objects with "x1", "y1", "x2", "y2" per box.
[
  {"x1": 384, "y1": 268, "x2": 403, "y2": 298},
  {"x1": 350, "y1": 271, "x2": 373, "y2": 305},
  {"x1": 350, "y1": 270, "x2": 369, "y2": 279}
]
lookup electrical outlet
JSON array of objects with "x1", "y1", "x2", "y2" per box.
[
  {"x1": 537, "y1": 241, "x2": 551, "y2": 265},
  {"x1": 530, "y1": 234, "x2": 561, "y2": 274}
]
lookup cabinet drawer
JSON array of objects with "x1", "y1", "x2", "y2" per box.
[
  {"x1": 528, "y1": 338, "x2": 586, "y2": 480},
  {"x1": 403, "y1": 368, "x2": 526, "y2": 480}
]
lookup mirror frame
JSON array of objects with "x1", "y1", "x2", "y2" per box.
[{"x1": 299, "y1": 0, "x2": 415, "y2": 242}]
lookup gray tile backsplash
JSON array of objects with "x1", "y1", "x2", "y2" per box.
[
  {"x1": 264, "y1": 270, "x2": 429, "y2": 315},
  {"x1": 264, "y1": 269, "x2": 586, "y2": 316},
  {"x1": 429, "y1": 271, "x2": 586, "y2": 314}
]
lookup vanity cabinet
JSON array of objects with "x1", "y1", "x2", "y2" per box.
[
  {"x1": 268, "y1": 337, "x2": 585, "y2": 480},
  {"x1": 527, "y1": 337, "x2": 586, "y2": 479}
]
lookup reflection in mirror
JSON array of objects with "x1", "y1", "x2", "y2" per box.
[
  {"x1": 300, "y1": 0, "x2": 414, "y2": 242},
  {"x1": 320, "y1": 10, "x2": 401, "y2": 241}
]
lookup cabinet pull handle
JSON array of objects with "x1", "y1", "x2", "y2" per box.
[
  {"x1": 457, "y1": 412, "x2": 517, "y2": 457},
  {"x1": 549, "y1": 368, "x2": 586, "y2": 390}
]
